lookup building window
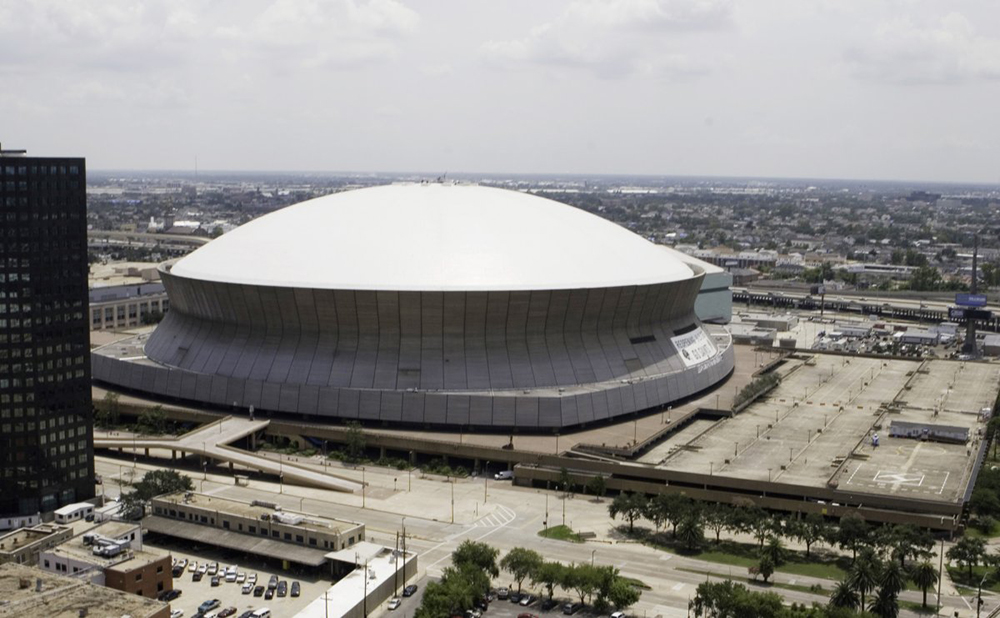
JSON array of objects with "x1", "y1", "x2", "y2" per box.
[
  {"x1": 135, "y1": 573, "x2": 142, "y2": 581},
  {"x1": 295, "y1": 535, "x2": 303, "y2": 543}
]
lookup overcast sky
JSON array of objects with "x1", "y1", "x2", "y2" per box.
[{"x1": 2, "y1": 0, "x2": 998, "y2": 183}]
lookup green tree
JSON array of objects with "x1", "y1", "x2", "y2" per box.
[
  {"x1": 704, "y1": 504, "x2": 731, "y2": 544},
  {"x1": 869, "y1": 586, "x2": 898, "y2": 618},
  {"x1": 847, "y1": 548, "x2": 880, "y2": 612},
  {"x1": 691, "y1": 580, "x2": 784, "y2": 618},
  {"x1": 532, "y1": 561, "x2": 566, "y2": 601},
  {"x1": 500, "y1": 547, "x2": 543, "y2": 595},
  {"x1": 452, "y1": 540, "x2": 500, "y2": 578},
  {"x1": 119, "y1": 469, "x2": 193, "y2": 520},
  {"x1": 677, "y1": 514, "x2": 705, "y2": 552},
  {"x1": 946, "y1": 536, "x2": 987, "y2": 580},
  {"x1": 344, "y1": 421, "x2": 366, "y2": 463},
  {"x1": 829, "y1": 580, "x2": 859, "y2": 610},
  {"x1": 136, "y1": 405, "x2": 167, "y2": 435},
  {"x1": 878, "y1": 561, "x2": 905, "y2": 597},
  {"x1": 761, "y1": 536, "x2": 786, "y2": 568},
  {"x1": 96, "y1": 391, "x2": 121, "y2": 428},
  {"x1": 609, "y1": 492, "x2": 647, "y2": 533},
  {"x1": 586, "y1": 474, "x2": 607, "y2": 501},
  {"x1": 909, "y1": 265, "x2": 942, "y2": 291},
  {"x1": 910, "y1": 561, "x2": 938, "y2": 609},
  {"x1": 559, "y1": 467, "x2": 574, "y2": 494},
  {"x1": 562, "y1": 564, "x2": 600, "y2": 605},
  {"x1": 756, "y1": 555, "x2": 775, "y2": 584},
  {"x1": 837, "y1": 512, "x2": 869, "y2": 563},
  {"x1": 794, "y1": 513, "x2": 829, "y2": 558},
  {"x1": 606, "y1": 577, "x2": 641, "y2": 611}
]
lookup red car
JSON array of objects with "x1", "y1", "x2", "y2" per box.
[{"x1": 218, "y1": 609, "x2": 238, "y2": 618}]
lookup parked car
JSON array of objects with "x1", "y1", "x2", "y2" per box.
[
  {"x1": 509, "y1": 592, "x2": 522, "y2": 604},
  {"x1": 237, "y1": 573, "x2": 246, "y2": 583},
  {"x1": 276, "y1": 581, "x2": 288, "y2": 597},
  {"x1": 563, "y1": 603, "x2": 583, "y2": 615},
  {"x1": 291, "y1": 581, "x2": 300, "y2": 597},
  {"x1": 170, "y1": 611, "x2": 184, "y2": 618},
  {"x1": 248, "y1": 573, "x2": 258, "y2": 584},
  {"x1": 267, "y1": 575, "x2": 279, "y2": 590},
  {"x1": 226, "y1": 571, "x2": 238, "y2": 583},
  {"x1": 207, "y1": 563, "x2": 219, "y2": 575},
  {"x1": 238, "y1": 612, "x2": 255, "y2": 618},
  {"x1": 264, "y1": 588, "x2": 274, "y2": 600},
  {"x1": 188, "y1": 561, "x2": 198, "y2": 572},
  {"x1": 540, "y1": 599, "x2": 559, "y2": 611},
  {"x1": 520, "y1": 594, "x2": 537, "y2": 606},
  {"x1": 159, "y1": 589, "x2": 182, "y2": 602},
  {"x1": 403, "y1": 584, "x2": 418, "y2": 597},
  {"x1": 253, "y1": 585, "x2": 265, "y2": 597},
  {"x1": 494, "y1": 470, "x2": 514, "y2": 481},
  {"x1": 610, "y1": 612, "x2": 626, "y2": 618},
  {"x1": 211, "y1": 576, "x2": 221, "y2": 587},
  {"x1": 218, "y1": 608, "x2": 237, "y2": 618},
  {"x1": 193, "y1": 572, "x2": 204, "y2": 582},
  {"x1": 517, "y1": 614, "x2": 539, "y2": 618},
  {"x1": 388, "y1": 598, "x2": 402, "y2": 611},
  {"x1": 497, "y1": 588, "x2": 509, "y2": 600},
  {"x1": 172, "y1": 565, "x2": 184, "y2": 577},
  {"x1": 199, "y1": 599, "x2": 221, "y2": 613},
  {"x1": 242, "y1": 582, "x2": 254, "y2": 594}
]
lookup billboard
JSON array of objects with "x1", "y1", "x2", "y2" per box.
[
  {"x1": 956, "y1": 293, "x2": 988, "y2": 307},
  {"x1": 671, "y1": 329, "x2": 717, "y2": 368}
]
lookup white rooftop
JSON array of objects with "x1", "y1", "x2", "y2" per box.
[{"x1": 170, "y1": 183, "x2": 695, "y2": 292}]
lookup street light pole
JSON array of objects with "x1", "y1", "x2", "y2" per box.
[
  {"x1": 362, "y1": 467, "x2": 366, "y2": 509},
  {"x1": 591, "y1": 550, "x2": 596, "y2": 567}
]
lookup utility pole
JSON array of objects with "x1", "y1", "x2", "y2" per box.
[{"x1": 963, "y1": 233, "x2": 980, "y2": 356}]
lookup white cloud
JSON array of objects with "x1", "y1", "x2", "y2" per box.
[
  {"x1": 217, "y1": 0, "x2": 420, "y2": 69},
  {"x1": 847, "y1": 12, "x2": 1000, "y2": 84},
  {"x1": 480, "y1": 0, "x2": 731, "y2": 78}
]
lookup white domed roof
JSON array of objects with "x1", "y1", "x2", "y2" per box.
[{"x1": 169, "y1": 183, "x2": 694, "y2": 292}]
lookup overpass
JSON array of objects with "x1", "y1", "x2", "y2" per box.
[{"x1": 94, "y1": 416, "x2": 361, "y2": 493}]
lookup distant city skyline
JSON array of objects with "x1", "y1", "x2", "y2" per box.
[{"x1": 3, "y1": 0, "x2": 1000, "y2": 184}]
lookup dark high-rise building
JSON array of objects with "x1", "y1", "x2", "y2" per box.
[{"x1": 0, "y1": 145, "x2": 94, "y2": 521}]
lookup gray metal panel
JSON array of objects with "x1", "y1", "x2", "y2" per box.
[
  {"x1": 401, "y1": 392, "x2": 425, "y2": 423},
  {"x1": 379, "y1": 391, "x2": 403, "y2": 423},
  {"x1": 538, "y1": 398, "x2": 561, "y2": 427},
  {"x1": 298, "y1": 384, "x2": 319, "y2": 415},
  {"x1": 447, "y1": 396, "x2": 471, "y2": 426},
  {"x1": 515, "y1": 397, "x2": 539, "y2": 428},
  {"x1": 358, "y1": 390, "x2": 381, "y2": 420},
  {"x1": 278, "y1": 384, "x2": 300, "y2": 413},
  {"x1": 492, "y1": 397, "x2": 515, "y2": 426},
  {"x1": 337, "y1": 389, "x2": 361, "y2": 419},
  {"x1": 423, "y1": 393, "x2": 447, "y2": 424},
  {"x1": 468, "y1": 396, "x2": 493, "y2": 426}
]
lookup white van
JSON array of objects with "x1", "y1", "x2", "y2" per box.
[
  {"x1": 494, "y1": 470, "x2": 514, "y2": 481},
  {"x1": 252, "y1": 609, "x2": 271, "y2": 618}
]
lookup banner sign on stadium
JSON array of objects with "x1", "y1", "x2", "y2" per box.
[{"x1": 671, "y1": 329, "x2": 716, "y2": 368}]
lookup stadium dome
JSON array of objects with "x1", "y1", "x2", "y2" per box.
[
  {"x1": 93, "y1": 183, "x2": 734, "y2": 430},
  {"x1": 170, "y1": 183, "x2": 694, "y2": 291}
]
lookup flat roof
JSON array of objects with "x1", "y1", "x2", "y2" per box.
[
  {"x1": 294, "y1": 547, "x2": 415, "y2": 618},
  {"x1": 155, "y1": 491, "x2": 358, "y2": 535},
  {"x1": 144, "y1": 516, "x2": 329, "y2": 567},
  {"x1": 0, "y1": 563, "x2": 167, "y2": 618}
]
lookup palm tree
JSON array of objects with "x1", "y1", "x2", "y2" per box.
[
  {"x1": 870, "y1": 586, "x2": 899, "y2": 618},
  {"x1": 848, "y1": 548, "x2": 881, "y2": 612},
  {"x1": 760, "y1": 536, "x2": 786, "y2": 567},
  {"x1": 911, "y1": 561, "x2": 939, "y2": 609},
  {"x1": 829, "y1": 580, "x2": 859, "y2": 609},
  {"x1": 879, "y1": 560, "x2": 906, "y2": 596}
]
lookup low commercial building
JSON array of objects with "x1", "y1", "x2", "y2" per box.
[
  {"x1": 295, "y1": 542, "x2": 418, "y2": 618},
  {"x1": 104, "y1": 550, "x2": 173, "y2": 600},
  {"x1": 983, "y1": 334, "x2": 1000, "y2": 357},
  {"x1": 0, "y1": 562, "x2": 170, "y2": 618},
  {"x1": 148, "y1": 492, "x2": 365, "y2": 572},
  {"x1": 38, "y1": 521, "x2": 149, "y2": 587},
  {"x1": 89, "y1": 282, "x2": 169, "y2": 331},
  {"x1": 0, "y1": 523, "x2": 73, "y2": 566},
  {"x1": 740, "y1": 312, "x2": 799, "y2": 331}
]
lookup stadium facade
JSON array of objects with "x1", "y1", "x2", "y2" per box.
[{"x1": 93, "y1": 184, "x2": 733, "y2": 430}]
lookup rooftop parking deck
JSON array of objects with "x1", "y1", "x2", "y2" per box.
[{"x1": 660, "y1": 353, "x2": 998, "y2": 505}]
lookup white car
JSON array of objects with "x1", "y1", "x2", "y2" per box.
[
  {"x1": 236, "y1": 572, "x2": 246, "y2": 583},
  {"x1": 170, "y1": 611, "x2": 184, "y2": 618},
  {"x1": 242, "y1": 582, "x2": 254, "y2": 594},
  {"x1": 188, "y1": 561, "x2": 198, "y2": 572},
  {"x1": 611, "y1": 612, "x2": 626, "y2": 618},
  {"x1": 248, "y1": 573, "x2": 257, "y2": 584},
  {"x1": 207, "y1": 563, "x2": 219, "y2": 575},
  {"x1": 197, "y1": 564, "x2": 208, "y2": 574},
  {"x1": 226, "y1": 571, "x2": 238, "y2": 582},
  {"x1": 388, "y1": 598, "x2": 402, "y2": 611}
]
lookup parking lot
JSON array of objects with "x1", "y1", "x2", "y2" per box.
[{"x1": 151, "y1": 539, "x2": 333, "y2": 617}]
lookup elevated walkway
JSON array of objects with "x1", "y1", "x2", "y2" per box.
[{"x1": 94, "y1": 417, "x2": 360, "y2": 493}]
